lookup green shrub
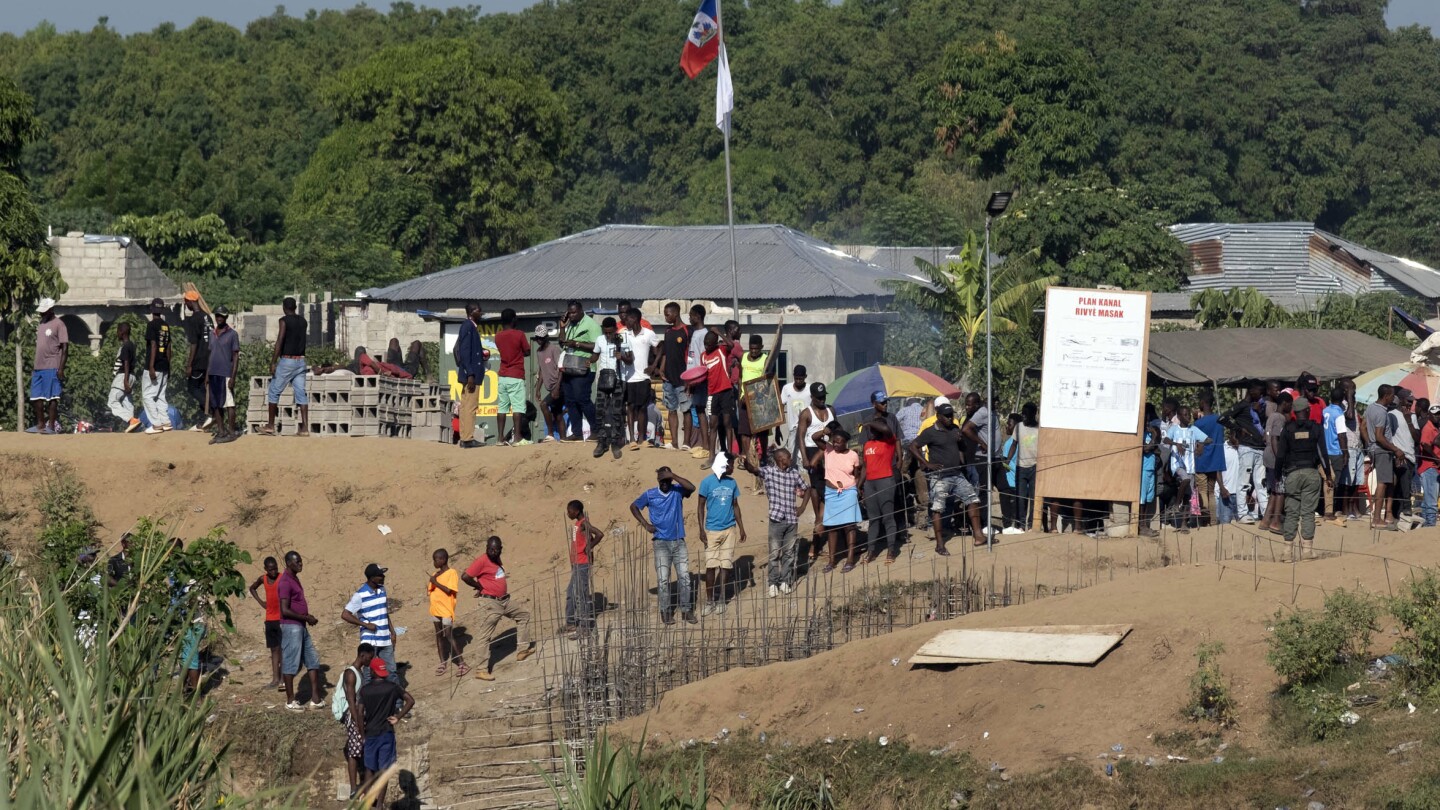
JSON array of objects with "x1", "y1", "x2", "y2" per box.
[
  {"x1": 1290, "y1": 687, "x2": 1351, "y2": 740},
  {"x1": 546, "y1": 731, "x2": 712, "y2": 810},
  {"x1": 1186, "y1": 642, "x2": 1236, "y2": 726},
  {"x1": 1268, "y1": 588, "x2": 1379, "y2": 689},
  {"x1": 1390, "y1": 571, "x2": 1440, "y2": 698}
]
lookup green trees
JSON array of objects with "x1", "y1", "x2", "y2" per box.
[
  {"x1": 111, "y1": 210, "x2": 250, "y2": 278},
  {"x1": 885, "y1": 232, "x2": 1056, "y2": 387},
  {"x1": 285, "y1": 39, "x2": 566, "y2": 284},
  {"x1": 1, "y1": 1, "x2": 1439, "y2": 295}
]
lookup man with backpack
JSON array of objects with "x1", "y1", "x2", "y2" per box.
[{"x1": 334, "y1": 644, "x2": 375, "y2": 800}]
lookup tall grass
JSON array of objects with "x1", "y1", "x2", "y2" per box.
[
  {"x1": 0, "y1": 522, "x2": 293, "y2": 806},
  {"x1": 546, "y1": 731, "x2": 712, "y2": 810}
]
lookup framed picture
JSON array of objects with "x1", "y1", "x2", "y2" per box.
[{"x1": 741, "y1": 376, "x2": 784, "y2": 432}]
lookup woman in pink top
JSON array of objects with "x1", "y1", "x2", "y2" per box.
[{"x1": 817, "y1": 425, "x2": 865, "y2": 572}]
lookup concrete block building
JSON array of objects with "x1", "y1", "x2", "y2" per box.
[{"x1": 51, "y1": 232, "x2": 181, "y2": 351}]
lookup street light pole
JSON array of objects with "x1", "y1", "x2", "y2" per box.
[{"x1": 983, "y1": 191, "x2": 1013, "y2": 553}]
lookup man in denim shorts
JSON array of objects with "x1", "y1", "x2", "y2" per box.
[
  {"x1": 263, "y1": 297, "x2": 310, "y2": 436},
  {"x1": 910, "y1": 403, "x2": 989, "y2": 555}
]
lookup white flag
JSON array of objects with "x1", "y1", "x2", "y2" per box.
[{"x1": 715, "y1": 43, "x2": 733, "y2": 135}]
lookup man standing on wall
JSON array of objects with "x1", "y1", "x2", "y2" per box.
[
  {"x1": 263, "y1": 296, "x2": 310, "y2": 437},
  {"x1": 686, "y1": 305, "x2": 712, "y2": 460},
  {"x1": 559, "y1": 300, "x2": 601, "y2": 442},
  {"x1": 142, "y1": 297, "x2": 173, "y2": 434},
  {"x1": 27, "y1": 298, "x2": 67, "y2": 434},
  {"x1": 532, "y1": 325, "x2": 563, "y2": 442},
  {"x1": 1192, "y1": 390, "x2": 1226, "y2": 527},
  {"x1": 182, "y1": 290, "x2": 214, "y2": 429},
  {"x1": 657, "y1": 302, "x2": 693, "y2": 451},
  {"x1": 455, "y1": 303, "x2": 487, "y2": 449},
  {"x1": 622, "y1": 308, "x2": 661, "y2": 451}
]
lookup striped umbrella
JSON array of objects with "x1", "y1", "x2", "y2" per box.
[
  {"x1": 1353, "y1": 362, "x2": 1440, "y2": 405},
  {"x1": 827, "y1": 364, "x2": 962, "y2": 417}
]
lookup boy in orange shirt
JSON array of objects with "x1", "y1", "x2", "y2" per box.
[
  {"x1": 428, "y1": 548, "x2": 468, "y2": 677},
  {"x1": 563, "y1": 500, "x2": 605, "y2": 639}
]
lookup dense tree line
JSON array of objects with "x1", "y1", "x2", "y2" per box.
[{"x1": 1, "y1": 0, "x2": 1437, "y2": 302}]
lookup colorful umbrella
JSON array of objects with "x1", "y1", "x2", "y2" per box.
[
  {"x1": 1353, "y1": 362, "x2": 1440, "y2": 405},
  {"x1": 827, "y1": 364, "x2": 962, "y2": 416}
]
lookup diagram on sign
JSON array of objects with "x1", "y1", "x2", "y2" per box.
[
  {"x1": 1041, "y1": 289, "x2": 1149, "y2": 434},
  {"x1": 1058, "y1": 378, "x2": 1138, "y2": 412}
]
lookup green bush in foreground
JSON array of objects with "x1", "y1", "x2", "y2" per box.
[
  {"x1": 546, "y1": 731, "x2": 711, "y2": 810},
  {"x1": 1268, "y1": 588, "x2": 1380, "y2": 689},
  {"x1": 1186, "y1": 642, "x2": 1236, "y2": 726},
  {"x1": 1390, "y1": 571, "x2": 1440, "y2": 699}
]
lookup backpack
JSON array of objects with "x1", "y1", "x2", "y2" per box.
[{"x1": 331, "y1": 665, "x2": 360, "y2": 722}]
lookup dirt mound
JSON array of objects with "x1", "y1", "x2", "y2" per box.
[{"x1": 615, "y1": 532, "x2": 1440, "y2": 773}]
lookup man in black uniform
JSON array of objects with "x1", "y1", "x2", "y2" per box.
[
  {"x1": 182, "y1": 291, "x2": 214, "y2": 429},
  {"x1": 1275, "y1": 396, "x2": 1331, "y2": 560}
]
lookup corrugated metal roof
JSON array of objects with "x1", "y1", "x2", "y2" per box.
[
  {"x1": 1316, "y1": 229, "x2": 1440, "y2": 299},
  {"x1": 837, "y1": 245, "x2": 957, "y2": 274},
  {"x1": 364, "y1": 224, "x2": 919, "y2": 303},
  {"x1": 1168, "y1": 222, "x2": 1440, "y2": 302}
]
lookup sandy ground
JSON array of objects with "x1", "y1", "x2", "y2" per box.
[
  {"x1": 615, "y1": 526, "x2": 1439, "y2": 774},
  {"x1": 5, "y1": 432, "x2": 1433, "y2": 791}
]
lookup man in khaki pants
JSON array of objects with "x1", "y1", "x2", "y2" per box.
[
  {"x1": 461, "y1": 536, "x2": 534, "y2": 680},
  {"x1": 455, "y1": 303, "x2": 488, "y2": 448}
]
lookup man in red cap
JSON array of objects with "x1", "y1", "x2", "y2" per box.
[{"x1": 356, "y1": 657, "x2": 414, "y2": 806}]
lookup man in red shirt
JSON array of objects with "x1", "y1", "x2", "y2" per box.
[
  {"x1": 563, "y1": 499, "x2": 605, "y2": 638},
  {"x1": 861, "y1": 412, "x2": 902, "y2": 563},
  {"x1": 460, "y1": 536, "x2": 533, "y2": 681},
  {"x1": 1420, "y1": 404, "x2": 1440, "y2": 527},
  {"x1": 701, "y1": 330, "x2": 740, "y2": 465},
  {"x1": 493, "y1": 308, "x2": 532, "y2": 445}
]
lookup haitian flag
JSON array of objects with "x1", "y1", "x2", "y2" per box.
[{"x1": 680, "y1": 0, "x2": 721, "y2": 79}]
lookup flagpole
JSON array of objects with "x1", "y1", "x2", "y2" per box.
[{"x1": 717, "y1": 0, "x2": 739, "y2": 319}]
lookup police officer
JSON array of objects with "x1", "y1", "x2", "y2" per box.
[{"x1": 1276, "y1": 396, "x2": 1332, "y2": 560}]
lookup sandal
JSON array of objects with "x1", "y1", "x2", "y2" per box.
[
  {"x1": 455, "y1": 663, "x2": 470, "y2": 677},
  {"x1": 841, "y1": 563, "x2": 856, "y2": 573},
  {"x1": 884, "y1": 556, "x2": 896, "y2": 566},
  {"x1": 257, "y1": 426, "x2": 277, "y2": 436},
  {"x1": 934, "y1": 547, "x2": 950, "y2": 557},
  {"x1": 435, "y1": 663, "x2": 448, "y2": 676},
  {"x1": 821, "y1": 563, "x2": 835, "y2": 573}
]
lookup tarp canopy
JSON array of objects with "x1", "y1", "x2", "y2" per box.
[{"x1": 1146, "y1": 329, "x2": 1410, "y2": 387}]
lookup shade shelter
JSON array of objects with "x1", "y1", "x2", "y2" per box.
[{"x1": 1145, "y1": 329, "x2": 1409, "y2": 388}]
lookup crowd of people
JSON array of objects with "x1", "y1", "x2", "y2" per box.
[
  {"x1": 1140, "y1": 374, "x2": 1440, "y2": 560},
  {"x1": 239, "y1": 537, "x2": 536, "y2": 804}
]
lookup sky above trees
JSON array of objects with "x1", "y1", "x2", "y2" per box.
[{"x1": 2, "y1": 0, "x2": 1438, "y2": 35}]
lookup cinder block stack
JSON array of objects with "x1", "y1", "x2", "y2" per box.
[{"x1": 246, "y1": 372, "x2": 447, "y2": 441}]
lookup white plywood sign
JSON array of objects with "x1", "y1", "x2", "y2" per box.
[
  {"x1": 908, "y1": 624, "x2": 1132, "y2": 666},
  {"x1": 1040, "y1": 288, "x2": 1150, "y2": 434}
]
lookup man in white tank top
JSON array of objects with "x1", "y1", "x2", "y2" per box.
[
  {"x1": 781, "y1": 365, "x2": 810, "y2": 446},
  {"x1": 792, "y1": 381, "x2": 834, "y2": 550}
]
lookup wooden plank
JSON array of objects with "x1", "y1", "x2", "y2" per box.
[{"x1": 909, "y1": 625, "x2": 1132, "y2": 665}]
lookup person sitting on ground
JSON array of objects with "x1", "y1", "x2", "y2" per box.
[{"x1": 428, "y1": 548, "x2": 469, "y2": 677}]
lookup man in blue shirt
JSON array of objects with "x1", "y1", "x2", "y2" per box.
[
  {"x1": 631, "y1": 467, "x2": 698, "y2": 625},
  {"x1": 1320, "y1": 389, "x2": 1350, "y2": 526},
  {"x1": 1191, "y1": 391, "x2": 1226, "y2": 527},
  {"x1": 697, "y1": 453, "x2": 748, "y2": 617},
  {"x1": 341, "y1": 564, "x2": 395, "y2": 684},
  {"x1": 454, "y1": 303, "x2": 488, "y2": 449}
]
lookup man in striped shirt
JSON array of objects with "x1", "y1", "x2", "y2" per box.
[{"x1": 342, "y1": 564, "x2": 396, "y2": 684}]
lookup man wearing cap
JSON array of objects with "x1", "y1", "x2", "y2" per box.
[
  {"x1": 793, "y1": 381, "x2": 835, "y2": 541},
  {"x1": 181, "y1": 290, "x2": 215, "y2": 428},
  {"x1": 1275, "y1": 396, "x2": 1330, "y2": 560},
  {"x1": 355, "y1": 656, "x2": 414, "y2": 808},
  {"x1": 910, "y1": 402, "x2": 989, "y2": 555},
  {"x1": 342, "y1": 563, "x2": 397, "y2": 684},
  {"x1": 262, "y1": 296, "x2": 310, "y2": 437},
  {"x1": 205, "y1": 306, "x2": 242, "y2": 444},
  {"x1": 27, "y1": 298, "x2": 68, "y2": 434},
  {"x1": 142, "y1": 297, "x2": 174, "y2": 433},
  {"x1": 532, "y1": 323, "x2": 563, "y2": 442},
  {"x1": 461, "y1": 536, "x2": 535, "y2": 680},
  {"x1": 455, "y1": 303, "x2": 488, "y2": 449}
]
